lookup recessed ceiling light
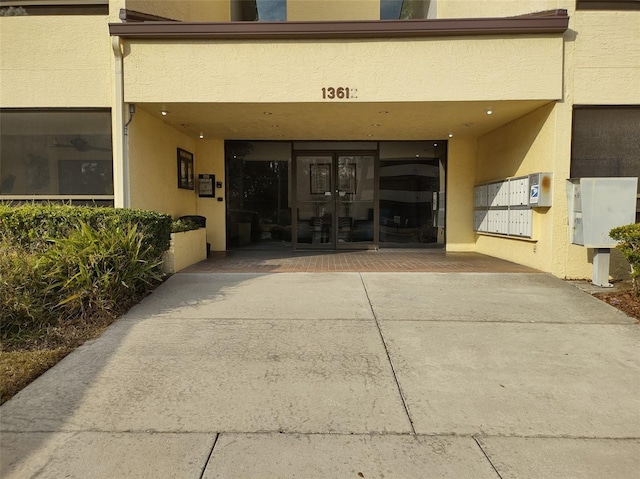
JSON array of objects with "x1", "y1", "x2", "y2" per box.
[
  {"x1": 415, "y1": 154, "x2": 420, "y2": 157},
  {"x1": 161, "y1": 111, "x2": 168, "y2": 116},
  {"x1": 486, "y1": 109, "x2": 493, "y2": 115},
  {"x1": 448, "y1": 133, "x2": 454, "y2": 138},
  {"x1": 433, "y1": 143, "x2": 438, "y2": 147},
  {"x1": 199, "y1": 133, "x2": 204, "y2": 139}
]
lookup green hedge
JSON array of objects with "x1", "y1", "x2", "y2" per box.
[
  {"x1": 610, "y1": 223, "x2": 640, "y2": 295},
  {"x1": 0, "y1": 204, "x2": 171, "y2": 258}
]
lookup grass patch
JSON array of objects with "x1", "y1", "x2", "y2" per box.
[
  {"x1": 0, "y1": 349, "x2": 70, "y2": 403},
  {"x1": 0, "y1": 314, "x2": 119, "y2": 405}
]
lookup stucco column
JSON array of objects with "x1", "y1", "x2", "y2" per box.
[
  {"x1": 196, "y1": 140, "x2": 227, "y2": 251},
  {"x1": 446, "y1": 138, "x2": 477, "y2": 251}
]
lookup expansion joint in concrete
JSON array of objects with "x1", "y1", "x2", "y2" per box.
[
  {"x1": 199, "y1": 433, "x2": 219, "y2": 479},
  {"x1": 359, "y1": 273, "x2": 416, "y2": 435},
  {"x1": 473, "y1": 436, "x2": 504, "y2": 479}
]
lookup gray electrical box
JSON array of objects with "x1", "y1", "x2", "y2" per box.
[
  {"x1": 566, "y1": 177, "x2": 638, "y2": 248},
  {"x1": 528, "y1": 172, "x2": 553, "y2": 207}
]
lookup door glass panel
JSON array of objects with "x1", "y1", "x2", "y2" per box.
[
  {"x1": 337, "y1": 155, "x2": 375, "y2": 244},
  {"x1": 296, "y1": 155, "x2": 333, "y2": 246}
]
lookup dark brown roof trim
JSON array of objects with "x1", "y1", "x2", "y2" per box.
[
  {"x1": 118, "y1": 8, "x2": 177, "y2": 23},
  {"x1": 109, "y1": 12, "x2": 569, "y2": 40},
  {"x1": 511, "y1": 9, "x2": 570, "y2": 18},
  {"x1": 577, "y1": 0, "x2": 640, "y2": 11}
]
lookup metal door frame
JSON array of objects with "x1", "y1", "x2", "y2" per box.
[{"x1": 292, "y1": 150, "x2": 379, "y2": 250}]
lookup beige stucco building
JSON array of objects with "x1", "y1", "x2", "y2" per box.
[{"x1": 1, "y1": 0, "x2": 639, "y2": 279}]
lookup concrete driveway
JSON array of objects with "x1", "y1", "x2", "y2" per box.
[{"x1": 1, "y1": 272, "x2": 639, "y2": 478}]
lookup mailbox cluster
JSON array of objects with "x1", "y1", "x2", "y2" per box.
[{"x1": 473, "y1": 173, "x2": 553, "y2": 239}]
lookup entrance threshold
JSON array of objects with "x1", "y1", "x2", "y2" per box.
[{"x1": 181, "y1": 249, "x2": 540, "y2": 274}]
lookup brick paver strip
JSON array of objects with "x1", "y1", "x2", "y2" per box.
[{"x1": 181, "y1": 249, "x2": 539, "y2": 274}]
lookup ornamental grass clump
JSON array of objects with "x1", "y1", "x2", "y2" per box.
[
  {"x1": 610, "y1": 223, "x2": 640, "y2": 296},
  {"x1": 41, "y1": 221, "x2": 164, "y2": 321},
  {"x1": 0, "y1": 239, "x2": 56, "y2": 343}
]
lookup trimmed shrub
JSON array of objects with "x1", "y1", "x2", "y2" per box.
[
  {"x1": 0, "y1": 203, "x2": 171, "y2": 258},
  {"x1": 171, "y1": 219, "x2": 200, "y2": 233},
  {"x1": 610, "y1": 223, "x2": 640, "y2": 295}
]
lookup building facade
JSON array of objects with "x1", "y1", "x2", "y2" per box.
[{"x1": 1, "y1": 0, "x2": 639, "y2": 279}]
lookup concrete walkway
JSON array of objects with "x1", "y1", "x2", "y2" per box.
[{"x1": 1, "y1": 272, "x2": 639, "y2": 478}]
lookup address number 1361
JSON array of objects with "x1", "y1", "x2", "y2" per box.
[{"x1": 321, "y1": 87, "x2": 357, "y2": 100}]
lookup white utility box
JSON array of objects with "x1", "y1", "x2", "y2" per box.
[
  {"x1": 566, "y1": 177, "x2": 638, "y2": 287},
  {"x1": 566, "y1": 178, "x2": 637, "y2": 248}
]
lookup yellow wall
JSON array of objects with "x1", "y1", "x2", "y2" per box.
[
  {"x1": 0, "y1": 15, "x2": 111, "y2": 107},
  {"x1": 572, "y1": 10, "x2": 640, "y2": 105},
  {"x1": 446, "y1": 138, "x2": 477, "y2": 251},
  {"x1": 126, "y1": 0, "x2": 230, "y2": 21},
  {"x1": 195, "y1": 140, "x2": 227, "y2": 251},
  {"x1": 123, "y1": 36, "x2": 563, "y2": 104},
  {"x1": 288, "y1": 0, "x2": 378, "y2": 20},
  {"x1": 128, "y1": 108, "x2": 198, "y2": 217},
  {"x1": 474, "y1": 104, "x2": 558, "y2": 273},
  {"x1": 436, "y1": 0, "x2": 573, "y2": 19}
]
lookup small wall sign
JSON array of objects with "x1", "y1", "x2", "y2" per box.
[
  {"x1": 198, "y1": 174, "x2": 215, "y2": 198},
  {"x1": 177, "y1": 148, "x2": 194, "y2": 190}
]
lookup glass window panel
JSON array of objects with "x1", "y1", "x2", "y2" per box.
[
  {"x1": 256, "y1": 0, "x2": 286, "y2": 21},
  {"x1": 380, "y1": 0, "x2": 435, "y2": 20},
  {"x1": 225, "y1": 141, "x2": 292, "y2": 248},
  {"x1": 0, "y1": 109, "x2": 113, "y2": 196},
  {"x1": 379, "y1": 141, "x2": 444, "y2": 244}
]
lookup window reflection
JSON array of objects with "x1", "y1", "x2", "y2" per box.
[
  {"x1": 231, "y1": 0, "x2": 286, "y2": 21},
  {"x1": 0, "y1": 110, "x2": 113, "y2": 197},
  {"x1": 226, "y1": 141, "x2": 292, "y2": 248},
  {"x1": 379, "y1": 141, "x2": 444, "y2": 244},
  {"x1": 380, "y1": 0, "x2": 435, "y2": 20}
]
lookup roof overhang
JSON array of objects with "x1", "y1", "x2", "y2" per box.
[{"x1": 109, "y1": 10, "x2": 569, "y2": 40}]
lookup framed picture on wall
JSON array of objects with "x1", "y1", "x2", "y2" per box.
[
  {"x1": 310, "y1": 164, "x2": 330, "y2": 195},
  {"x1": 177, "y1": 148, "x2": 194, "y2": 190}
]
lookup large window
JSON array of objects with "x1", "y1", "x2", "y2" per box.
[
  {"x1": 0, "y1": 1, "x2": 108, "y2": 16},
  {"x1": 378, "y1": 141, "x2": 445, "y2": 245},
  {"x1": 226, "y1": 141, "x2": 292, "y2": 248},
  {"x1": 0, "y1": 109, "x2": 113, "y2": 203},
  {"x1": 571, "y1": 106, "x2": 640, "y2": 221}
]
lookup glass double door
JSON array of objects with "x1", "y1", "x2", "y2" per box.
[{"x1": 295, "y1": 153, "x2": 376, "y2": 249}]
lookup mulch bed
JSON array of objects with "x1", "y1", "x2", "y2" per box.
[{"x1": 594, "y1": 289, "x2": 640, "y2": 321}]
